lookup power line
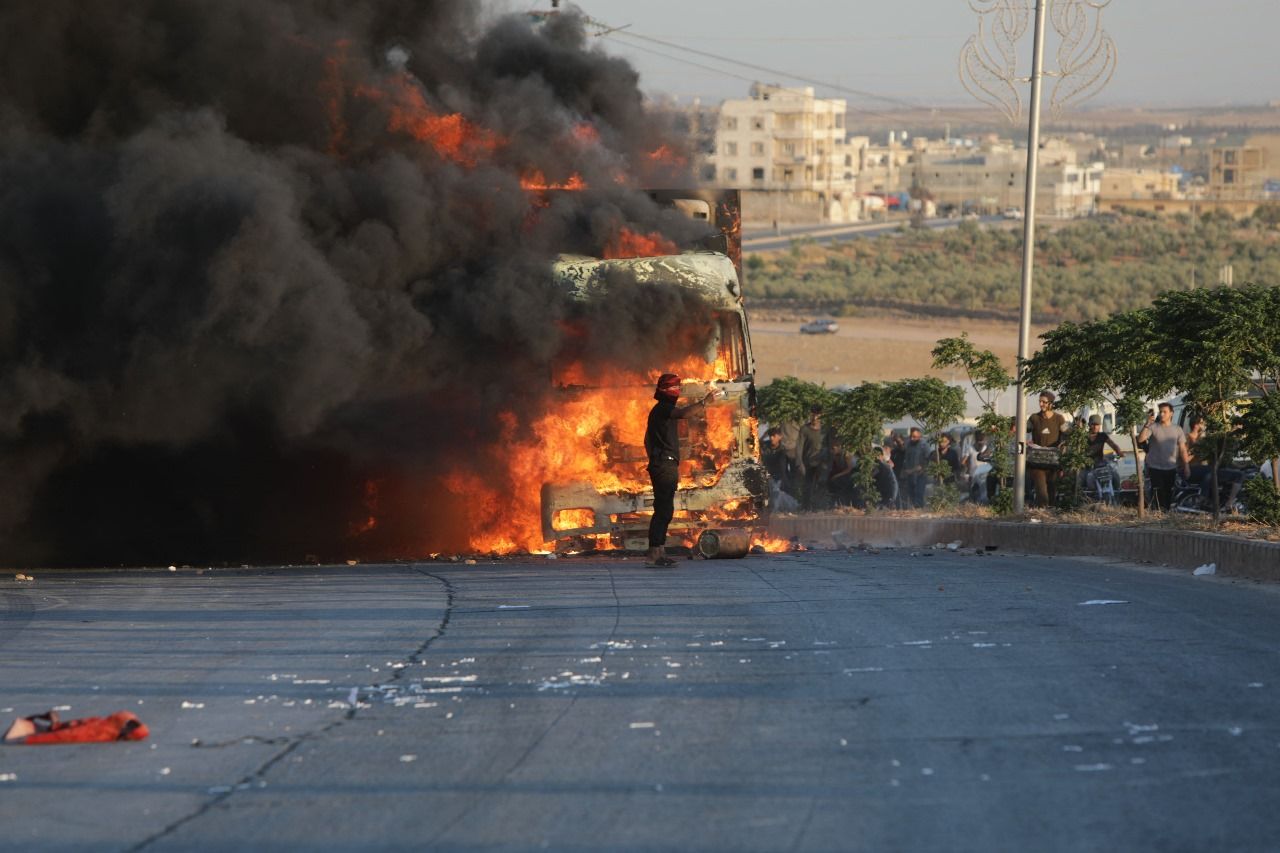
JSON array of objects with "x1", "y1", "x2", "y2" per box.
[
  {"x1": 601, "y1": 35, "x2": 909, "y2": 123},
  {"x1": 587, "y1": 19, "x2": 1005, "y2": 127},
  {"x1": 598, "y1": 26, "x2": 933, "y2": 112}
]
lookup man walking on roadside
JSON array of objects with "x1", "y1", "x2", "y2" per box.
[{"x1": 645, "y1": 373, "x2": 716, "y2": 567}]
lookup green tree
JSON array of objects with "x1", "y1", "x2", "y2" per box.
[
  {"x1": 1022, "y1": 310, "x2": 1174, "y2": 517},
  {"x1": 1153, "y1": 285, "x2": 1280, "y2": 519},
  {"x1": 828, "y1": 383, "x2": 892, "y2": 510},
  {"x1": 1238, "y1": 393, "x2": 1280, "y2": 488},
  {"x1": 884, "y1": 378, "x2": 965, "y2": 510},
  {"x1": 932, "y1": 334, "x2": 1015, "y2": 512},
  {"x1": 1054, "y1": 421, "x2": 1093, "y2": 510},
  {"x1": 1232, "y1": 284, "x2": 1280, "y2": 488},
  {"x1": 885, "y1": 377, "x2": 966, "y2": 438},
  {"x1": 756, "y1": 377, "x2": 836, "y2": 426}
]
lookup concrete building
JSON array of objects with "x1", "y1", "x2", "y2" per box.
[
  {"x1": 911, "y1": 139, "x2": 1102, "y2": 217},
  {"x1": 1098, "y1": 168, "x2": 1181, "y2": 199},
  {"x1": 1210, "y1": 145, "x2": 1266, "y2": 198},
  {"x1": 705, "y1": 83, "x2": 858, "y2": 224}
]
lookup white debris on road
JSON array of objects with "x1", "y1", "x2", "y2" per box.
[
  {"x1": 1194, "y1": 563, "x2": 1217, "y2": 576},
  {"x1": 1079, "y1": 600, "x2": 1129, "y2": 606}
]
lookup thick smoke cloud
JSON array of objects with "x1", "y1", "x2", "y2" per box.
[{"x1": 0, "y1": 1, "x2": 712, "y2": 564}]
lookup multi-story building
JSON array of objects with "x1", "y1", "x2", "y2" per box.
[
  {"x1": 705, "y1": 83, "x2": 858, "y2": 224},
  {"x1": 911, "y1": 139, "x2": 1102, "y2": 217},
  {"x1": 1101, "y1": 139, "x2": 1272, "y2": 218},
  {"x1": 1210, "y1": 145, "x2": 1266, "y2": 198}
]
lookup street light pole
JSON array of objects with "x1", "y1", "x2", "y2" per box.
[{"x1": 1011, "y1": 0, "x2": 1048, "y2": 514}]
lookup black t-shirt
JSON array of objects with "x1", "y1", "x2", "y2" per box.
[
  {"x1": 873, "y1": 460, "x2": 897, "y2": 501},
  {"x1": 1088, "y1": 431, "x2": 1113, "y2": 462},
  {"x1": 762, "y1": 443, "x2": 789, "y2": 482},
  {"x1": 941, "y1": 446, "x2": 961, "y2": 476},
  {"x1": 645, "y1": 398, "x2": 679, "y2": 464}
]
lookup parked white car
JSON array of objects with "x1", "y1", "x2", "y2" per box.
[{"x1": 799, "y1": 318, "x2": 839, "y2": 335}]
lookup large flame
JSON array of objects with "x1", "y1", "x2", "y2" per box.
[{"x1": 445, "y1": 345, "x2": 738, "y2": 555}]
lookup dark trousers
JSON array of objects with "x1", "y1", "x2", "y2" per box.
[
  {"x1": 1029, "y1": 468, "x2": 1056, "y2": 506},
  {"x1": 1149, "y1": 467, "x2": 1177, "y2": 510},
  {"x1": 647, "y1": 462, "x2": 678, "y2": 547},
  {"x1": 802, "y1": 466, "x2": 825, "y2": 511},
  {"x1": 905, "y1": 472, "x2": 926, "y2": 508}
]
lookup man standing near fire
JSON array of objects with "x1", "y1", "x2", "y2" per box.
[{"x1": 645, "y1": 373, "x2": 716, "y2": 567}]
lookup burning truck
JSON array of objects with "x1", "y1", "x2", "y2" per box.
[{"x1": 538, "y1": 191, "x2": 769, "y2": 554}]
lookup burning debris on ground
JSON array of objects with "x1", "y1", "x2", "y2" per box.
[{"x1": 0, "y1": 1, "x2": 744, "y2": 565}]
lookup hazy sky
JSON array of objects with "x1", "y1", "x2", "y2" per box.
[{"x1": 511, "y1": 1, "x2": 1280, "y2": 110}]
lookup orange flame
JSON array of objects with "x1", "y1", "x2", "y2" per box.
[
  {"x1": 603, "y1": 228, "x2": 679, "y2": 259},
  {"x1": 355, "y1": 75, "x2": 503, "y2": 167},
  {"x1": 453, "y1": 370, "x2": 739, "y2": 555},
  {"x1": 647, "y1": 144, "x2": 688, "y2": 168},
  {"x1": 552, "y1": 508, "x2": 596, "y2": 531},
  {"x1": 520, "y1": 170, "x2": 587, "y2": 191},
  {"x1": 751, "y1": 533, "x2": 793, "y2": 553}
]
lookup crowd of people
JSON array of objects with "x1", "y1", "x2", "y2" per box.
[
  {"x1": 759, "y1": 392, "x2": 1251, "y2": 515},
  {"x1": 760, "y1": 404, "x2": 992, "y2": 513}
]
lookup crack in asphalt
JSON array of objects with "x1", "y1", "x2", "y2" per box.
[
  {"x1": 422, "y1": 565, "x2": 624, "y2": 847},
  {"x1": 124, "y1": 567, "x2": 456, "y2": 853}
]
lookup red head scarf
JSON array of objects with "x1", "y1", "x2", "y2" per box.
[{"x1": 655, "y1": 373, "x2": 681, "y2": 400}]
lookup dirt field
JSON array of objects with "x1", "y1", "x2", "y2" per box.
[{"x1": 750, "y1": 315, "x2": 1053, "y2": 386}]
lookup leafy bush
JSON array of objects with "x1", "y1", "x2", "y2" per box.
[{"x1": 1243, "y1": 477, "x2": 1280, "y2": 526}]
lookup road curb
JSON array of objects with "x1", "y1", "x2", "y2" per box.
[{"x1": 765, "y1": 514, "x2": 1280, "y2": 582}]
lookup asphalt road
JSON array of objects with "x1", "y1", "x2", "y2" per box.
[
  {"x1": 3, "y1": 551, "x2": 1279, "y2": 852},
  {"x1": 741, "y1": 217, "x2": 999, "y2": 253}
]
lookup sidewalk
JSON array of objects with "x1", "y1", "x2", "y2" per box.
[{"x1": 767, "y1": 513, "x2": 1280, "y2": 582}]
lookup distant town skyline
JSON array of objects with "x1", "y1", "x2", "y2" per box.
[{"x1": 521, "y1": 0, "x2": 1280, "y2": 112}]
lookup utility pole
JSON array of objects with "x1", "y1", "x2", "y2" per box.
[
  {"x1": 960, "y1": 0, "x2": 1116, "y2": 513},
  {"x1": 1011, "y1": 0, "x2": 1048, "y2": 514}
]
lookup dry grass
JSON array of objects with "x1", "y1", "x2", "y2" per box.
[{"x1": 751, "y1": 315, "x2": 1049, "y2": 387}]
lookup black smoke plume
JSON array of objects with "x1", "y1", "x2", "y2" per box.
[{"x1": 0, "y1": 1, "x2": 713, "y2": 564}]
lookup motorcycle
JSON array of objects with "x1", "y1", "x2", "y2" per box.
[
  {"x1": 1082, "y1": 458, "x2": 1121, "y2": 505},
  {"x1": 1172, "y1": 467, "x2": 1256, "y2": 515}
]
